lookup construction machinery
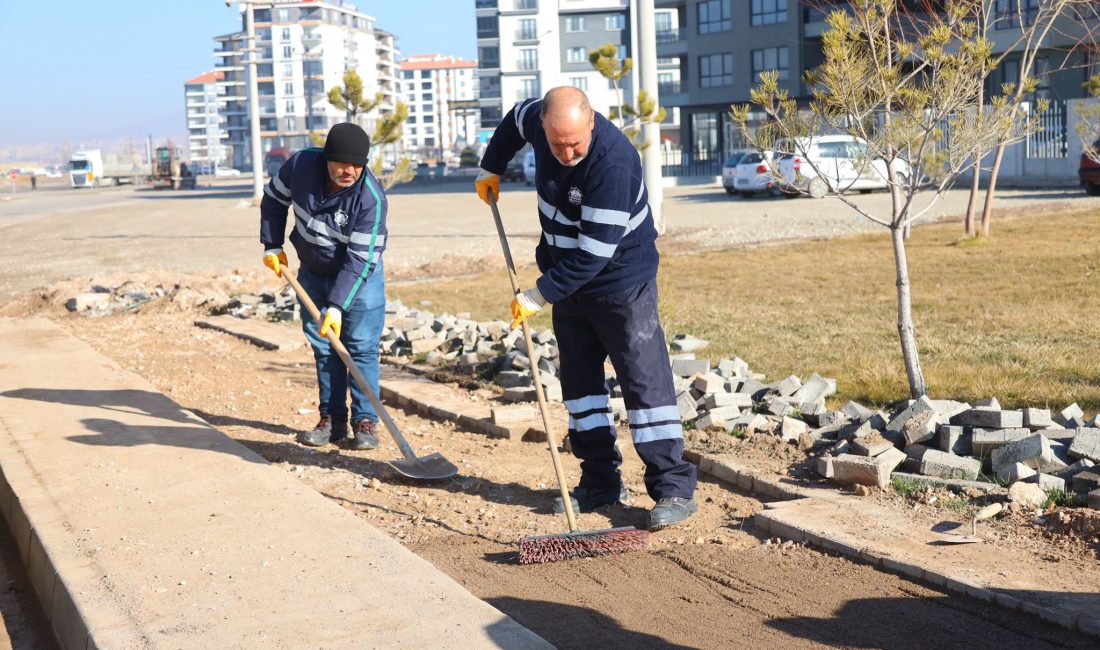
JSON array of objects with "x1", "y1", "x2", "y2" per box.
[{"x1": 152, "y1": 145, "x2": 197, "y2": 190}]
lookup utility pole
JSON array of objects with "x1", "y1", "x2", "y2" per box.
[
  {"x1": 243, "y1": 1, "x2": 264, "y2": 203},
  {"x1": 637, "y1": 0, "x2": 663, "y2": 233}
]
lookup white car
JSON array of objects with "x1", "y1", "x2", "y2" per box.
[
  {"x1": 731, "y1": 150, "x2": 778, "y2": 198},
  {"x1": 215, "y1": 167, "x2": 242, "y2": 177},
  {"x1": 720, "y1": 150, "x2": 751, "y2": 194},
  {"x1": 523, "y1": 150, "x2": 536, "y2": 185},
  {"x1": 777, "y1": 135, "x2": 910, "y2": 199}
]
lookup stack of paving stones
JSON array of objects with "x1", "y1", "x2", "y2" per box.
[
  {"x1": 65, "y1": 282, "x2": 300, "y2": 320},
  {"x1": 813, "y1": 395, "x2": 1100, "y2": 510}
]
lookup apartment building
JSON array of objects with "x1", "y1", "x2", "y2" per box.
[
  {"x1": 184, "y1": 71, "x2": 227, "y2": 168},
  {"x1": 212, "y1": 0, "x2": 399, "y2": 172},
  {"x1": 399, "y1": 54, "x2": 480, "y2": 157},
  {"x1": 475, "y1": 0, "x2": 681, "y2": 145}
]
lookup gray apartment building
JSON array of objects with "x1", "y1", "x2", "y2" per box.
[{"x1": 656, "y1": 0, "x2": 1097, "y2": 169}]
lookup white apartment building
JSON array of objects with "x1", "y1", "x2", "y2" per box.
[
  {"x1": 475, "y1": 0, "x2": 680, "y2": 143},
  {"x1": 184, "y1": 70, "x2": 228, "y2": 168},
  {"x1": 212, "y1": 0, "x2": 399, "y2": 172},
  {"x1": 399, "y1": 54, "x2": 480, "y2": 158}
]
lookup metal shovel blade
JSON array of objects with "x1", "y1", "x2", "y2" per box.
[{"x1": 389, "y1": 452, "x2": 458, "y2": 480}]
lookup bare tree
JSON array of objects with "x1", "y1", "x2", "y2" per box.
[{"x1": 733, "y1": 0, "x2": 1018, "y2": 398}]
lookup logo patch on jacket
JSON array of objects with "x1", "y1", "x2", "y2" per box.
[
  {"x1": 568, "y1": 187, "x2": 582, "y2": 205},
  {"x1": 333, "y1": 209, "x2": 349, "y2": 227}
]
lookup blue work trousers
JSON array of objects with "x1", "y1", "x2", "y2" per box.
[
  {"x1": 552, "y1": 279, "x2": 697, "y2": 500},
  {"x1": 297, "y1": 263, "x2": 385, "y2": 426}
]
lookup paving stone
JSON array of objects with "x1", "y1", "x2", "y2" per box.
[
  {"x1": 970, "y1": 428, "x2": 1032, "y2": 455},
  {"x1": 691, "y1": 373, "x2": 725, "y2": 395},
  {"x1": 1022, "y1": 407, "x2": 1052, "y2": 431},
  {"x1": 763, "y1": 396, "x2": 792, "y2": 417},
  {"x1": 996, "y1": 462, "x2": 1037, "y2": 484},
  {"x1": 902, "y1": 410, "x2": 941, "y2": 447},
  {"x1": 928, "y1": 400, "x2": 971, "y2": 421},
  {"x1": 816, "y1": 456, "x2": 834, "y2": 478},
  {"x1": 991, "y1": 434, "x2": 1053, "y2": 474},
  {"x1": 791, "y1": 373, "x2": 832, "y2": 404},
  {"x1": 410, "y1": 337, "x2": 446, "y2": 355},
  {"x1": 886, "y1": 395, "x2": 935, "y2": 434},
  {"x1": 608, "y1": 397, "x2": 627, "y2": 421},
  {"x1": 1068, "y1": 427, "x2": 1100, "y2": 463},
  {"x1": 832, "y1": 451, "x2": 903, "y2": 488},
  {"x1": 735, "y1": 378, "x2": 769, "y2": 400},
  {"x1": 1055, "y1": 458, "x2": 1094, "y2": 481},
  {"x1": 841, "y1": 401, "x2": 874, "y2": 423},
  {"x1": 695, "y1": 412, "x2": 731, "y2": 431},
  {"x1": 703, "y1": 392, "x2": 752, "y2": 410},
  {"x1": 813, "y1": 411, "x2": 848, "y2": 429},
  {"x1": 974, "y1": 397, "x2": 1000, "y2": 409},
  {"x1": 1053, "y1": 403, "x2": 1084, "y2": 428},
  {"x1": 671, "y1": 358, "x2": 709, "y2": 377},
  {"x1": 774, "y1": 375, "x2": 802, "y2": 397},
  {"x1": 1007, "y1": 482, "x2": 1047, "y2": 509},
  {"x1": 954, "y1": 408, "x2": 1024, "y2": 429},
  {"x1": 937, "y1": 425, "x2": 972, "y2": 456},
  {"x1": 705, "y1": 405, "x2": 742, "y2": 422},
  {"x1": 919, "y1": 449, "x2": 982, "y2": 481},
  {"x1": 1070, "y1": 469, "x2": 1100, "y2": 494},
  {"x1": 851, "y1": 437, "x2": 895, "y2": 457},
  {"x1": 501, "y1": 387, "x2": 537, "y2": 403},
  {"x1": 779, "y1": 416, "x2": 810, "y2": 444},
  {"x1": 494, "y1": 370, "x2": 531, "y2": 389},
  {"x1": 676, "y1": 391, "x2": 698, "y2": 421},
  {"x1": 490, "y1": 405, "x2": 541, "y2": 425},
  {"x1": 1089, "y1": 489, "x2": 1100, "y2": 511},
  {"x1": 670, "y1": 333, "x2": 709, "y2": 353},
  {"x1": 1026, "y1": 473, "x2": 1065, "y2": 493},
  {"x1": 715, "y1": 358, "x2": 746, "y2": 378},
  {"x1": 1039, "y1": 428, "x2": 1076, "y2": 445},
  {"x1": 730, "y1": 412, "x2": 769, "y2": 434}
]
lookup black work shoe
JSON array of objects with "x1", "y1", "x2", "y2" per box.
[
  {"x1": 347, "y1": 419, "x2": 379, "y2": 450},
  {"x1": 297, "y1": 415, "x2": 347, "y2": 447},
  {"x1": 553, "y1": 484, "x2": 630, "y2": 514},
  {"x1": 648, "y1": 497, "x2": 698, "y2": 530}
]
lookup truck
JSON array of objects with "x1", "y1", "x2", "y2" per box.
[
  {"x1": 68, "y1": 150, "x2": 147, "y2": 188},
  {"x1": 264, "y1": 146, "x2": 291, "y2": 178},
  {"x1": 151, "y1": 145, "x2": 197, "y2": 190}
]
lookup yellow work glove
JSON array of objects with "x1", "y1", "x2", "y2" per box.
[
  {"x1": 475, "y1": 169, "x2": 500, "y2": 205},
  {"x1": 263, "y1": 248, "x2": 288, "y2": 277},
  {"x1": 510, "y1": 287, "x2": 546, "y2": 330},
  {"x1": 319, "y1": 306, "x2": 342, "y2": 338}
]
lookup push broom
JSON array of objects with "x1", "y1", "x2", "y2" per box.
[{"x1": 487, "y1": 192, "x2": 649, "y2": 564}]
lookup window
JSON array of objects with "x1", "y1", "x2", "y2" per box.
[
  {"x1": 751, "y1": 0, "x2": 787, "y2": 25},
  {"x1": 697, "y1": 0, "x2": 731, "y2": 34},
  {"x1": 478, "y1": 46, "x2": 500, "y2": 68},
  {"x1": 282, "y1": 45, "x2": 293, "y2": 58},
  {"x1": 566, "y1": 47, "x2": 586, "y2": 64},
  {"x1": 424, "y1": 137, "x2": 436, "y2": 147},
  {"x1": 281, "y1": 27, "x2": 291, "y2": 41},
  {"x1": 751, "y1": 46, "x2": 789, "y2": 81},
  {"x1": 515, "y1": 0, "x2": 537, "y2": 10},
  {"x1": 570, "y1": 76, "x2": 588, "y2": 91},
  {"x1": 422, "y1": 115, "x2": 434, "y2": 123},
  {"x1": 422, "y1": 104, "x2": 433, "y2": 113},
  {"x1": 994, "y1": 0, "x2": 1039, "y2": 29},
  {"x1": 565, "y1": 16, "x2": 586, "y2": 32},
  {"x1": 286, "y1": 117, "x2": 296, "y2": 130},
  {"x1": 699, "y1": 53, "x2": 733, "y2": 88},
  {"x1": 283, "y1": 63, "x2": 293, "y2": 77},
  {"x1": 285, "y1": 100, "x2": 294, "y2": 113},
  {"x1": 605, "y1": 15, "x2": 624, "y2": 30},
  {"x1": 617, "y1": 45, "x2": 627, "y2": 60},
  {"x1": 655, "y1": 11, "x2": 672, "y2": 32},
  {"x1": 403, "y1": 70, "x2": 414, "y2": 79},
  {"x1": 284, "y1": 82, "x2": 293, "y2": 94},
  {"x1": 477, "y1": 15, "x2": 499, "y2": 38},
  {"x1": 277, "y1": 8, "x2": 290, "y2": 22},
  {"x1": 521, "y1": 78, "x2": 540, "y2": 99},
  {"x1": 518, "y1": 18, "x2": 537, "y2": 40},
  {"x1": 519, "y1": 48, "x2": 538, "y2": 70},
  {"x1": 421, "y1": 92, "x2": 433, "y2": 101}
]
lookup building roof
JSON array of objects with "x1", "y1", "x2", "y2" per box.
[
  {"x1": 186, "y1": 70, "x2": 224, "y2": 85},
  {"x1": 400, "y1": 55, "x2": 477, "y2": 71}
]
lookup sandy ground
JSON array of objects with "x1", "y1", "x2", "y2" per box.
[{"x1": 3, "y1": 185, "x2": 1100, "y2": 647}]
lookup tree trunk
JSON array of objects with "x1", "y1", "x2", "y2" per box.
[
  {"x1": 963, "y1": 80, "x2": 986, "y2": 237},
  {"x1": 979, "y1": 141, "x2": 1007, "y2": 238},
  {"x1": 891, "y1": 226, "x2": 927, "y2": 399}
]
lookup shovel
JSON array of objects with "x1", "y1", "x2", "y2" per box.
[{"x1": 281, "y1": 267, "x2": 458, "y2": 481}]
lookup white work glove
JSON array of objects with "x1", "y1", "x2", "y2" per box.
[
  {"x1": 475, "y1": 169, "x2": 500, "y2": 205},
  {"x1": 510, "y1": 287, "x2": 547, "y2": 329}
]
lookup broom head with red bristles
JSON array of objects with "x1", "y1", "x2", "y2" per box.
[{"x1": 518, "y1": 526, "x2": 650, "y2": 564}]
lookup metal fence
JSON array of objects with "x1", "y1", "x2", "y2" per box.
[
  {"x1": 1027, "y1": 99, "x2": 1067, "y2": 159},
  {"x1": 660, "y1": 148, "x2": 728, "y2": 177}
]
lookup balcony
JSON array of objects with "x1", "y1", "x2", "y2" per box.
[
  {"x1": 515, "y1": 59, "x2": 538, "y2": 72},
  {"x1": 513, "y1": 0, "x2": 537, "y2": 11},
  {"x1": 656, "y1": 28, "x2": 687, "y2": 56},
  {"x1": 657, "y1": 80, "x2": 681, "y2": 95},
  {"x1": 515, "y1": 28, "x2": 538, "y2": 42}
]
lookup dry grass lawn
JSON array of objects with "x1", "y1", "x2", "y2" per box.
[{"x1": 390, "y1": 208, "x2": 1100, "y2": 413}]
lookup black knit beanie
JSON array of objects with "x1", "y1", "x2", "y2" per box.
[{"x1": 323, "y1": 122, "x2": 371, "y2": 165}]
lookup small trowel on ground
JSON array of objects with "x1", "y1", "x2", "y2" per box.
[{"x1": 935, "y1": 502, "x2": 1002, "y2": 544}]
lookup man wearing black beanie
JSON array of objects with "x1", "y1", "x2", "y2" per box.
[{"x1": 260, "y1": 122, "x2": 389, "y2": 451}]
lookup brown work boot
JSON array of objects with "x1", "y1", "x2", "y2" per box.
[
  {"x1": 347, "y1": 419, "x2": 379, "y2": 451},
  {"x1": 297, "y1": 415, "x2": 347, "y2": 447}
]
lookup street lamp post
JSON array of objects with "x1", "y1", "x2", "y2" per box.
[
  {"x1": 637, "y1": 0, "x2": 663, "y2": 233},
  {"x1": 227, "y1": 0, "x2": 266, "y2": 203}
]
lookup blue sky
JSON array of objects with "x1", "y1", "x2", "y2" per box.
[{"x1": 0, "y1": 1, "x2": 476, "y2": 147}]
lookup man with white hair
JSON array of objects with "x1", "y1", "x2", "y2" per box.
[{"x1": 475, "y1": 87, "x2": 697, "y2": 530}]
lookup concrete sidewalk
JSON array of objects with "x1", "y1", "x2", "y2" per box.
[{"x1": 0, "y1": 318, "x2": 551, "y2": 649}]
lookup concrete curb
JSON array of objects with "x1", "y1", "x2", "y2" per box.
[{"x1": 685, "y1": 449, "x2": 1099, "y2": 639}]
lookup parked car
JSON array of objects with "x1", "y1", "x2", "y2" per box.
[
  {"x1": 215, "y1": 167, "x2": 242, "y2": 177},
  {"x1": 731, "y1": 151, "x2": 779, "y2": 198},
  {"x1": 720, "y1": 150, "x2": 751, "y2": 195},
  {"x1": 1080, "y1": 138, "x2": 1100, "y2": 196},
  {"x1": 523, "y1": 150, "x2": 536, "y2": 185},
  {"x1": 777, "y1": 135, "x2": 910, "y2": 199}
]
